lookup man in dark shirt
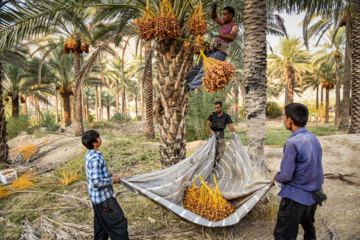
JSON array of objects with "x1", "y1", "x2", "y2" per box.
[
  {"x1": 271, "y1": 103, "x2": 324, "y2": 240},
  {"x1": 207, "y1": 101, "x2": 237, "y2": 164}
]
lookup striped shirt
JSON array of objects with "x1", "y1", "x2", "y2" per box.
[{"x1": 85, "y1": 150, "x2": 114, "y2": 204}]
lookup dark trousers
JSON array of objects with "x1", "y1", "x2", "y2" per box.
[
  {"x1": 274, "y1": 198, "x2": 317, "y2": 240},
  {"x1": 93, "y1": 197, "x2": 129, "y2": 240}
]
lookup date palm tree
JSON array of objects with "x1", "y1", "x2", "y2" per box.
[{"x1": 267, "y1": 36, "x2": 311, "y2": 106}]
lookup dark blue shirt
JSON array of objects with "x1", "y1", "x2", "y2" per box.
[{"x1": 276, "y1": 127, "x2": 324, "y2": 205}]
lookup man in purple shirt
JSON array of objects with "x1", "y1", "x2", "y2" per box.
[
  {"x1": 185, "y1": 4, "x2": 239, "y2": 90},
  {"x1": 271, "y1": 103, "x2": 324, "y2": 240}
]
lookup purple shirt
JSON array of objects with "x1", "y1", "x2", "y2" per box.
[
  {"x1": 214, "y1": 22, "x2": 238, "y2": 43},
  {"x1": 276, "y1": 127, "x2": 324, "y2": 205}
]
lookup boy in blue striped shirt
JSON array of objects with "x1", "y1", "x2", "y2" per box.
[{"x1": 82, "y1": 130, "x2": 129, "y2": 240}]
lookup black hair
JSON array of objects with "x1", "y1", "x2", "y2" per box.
[
  {"x1": 82, "y1": 130, "x2": 100, "y2": 150},
  {"x1": 284, "y1": 103, "x2": 309, "y2": 127},
  {"x1": 223, "y1": 6, "x2": 235, "y2": 18},
  {"x1": 214, "y1": 101, "x2": 222, "y2": 107}
]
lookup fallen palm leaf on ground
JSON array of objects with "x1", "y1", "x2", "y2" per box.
[{"x1": 11, "y1": 171, "x2": 39, "y2": 190}]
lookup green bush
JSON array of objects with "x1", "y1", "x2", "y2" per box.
[
  {"x1": 266, "y1": 102, "x2": 283, "y2": 118},
  {"x1": 7, "y1": 115, "x2": 30, "y2": 139},
  {"x1": 110, "y1": 112, "x2": 131, "y2": 122},
  {"x1": 88, "y1": 114, "x2": 94, "y2": 123},
  {"x1": 40, "y1": 111, "x2": 60, "y2": 131}
]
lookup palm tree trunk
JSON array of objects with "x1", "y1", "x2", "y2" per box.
[
  {"x1": 99, "y1": 85, "x2": 103, "y2": 121},
  {"x1": 339, "y1": 18, "x2": 352, "y2": 131},
  {"x1": 320, "y1": 86, "x2": 324, "y2": 122},
  {"x1": 335, "y1": 53, "x2": 341, "y2": 124},
  {"x1": 55, "y1": 91, "x2": 58, "y2": 123},
  {"x1": 349, "y1": 3, "x2": 360, "y2": 133},
  {"x1": 316, "y1": 85, "x2": 319, "y2": 121},
  {"x1": 0, "y1": 60, "x2": 9, "y2": 162},
  {"x1": 325, "y1": 86, "x2": 330, "y2": 123},
  {"x1": 107, "y1": 106, "x2": 110, "y2": 120},
  {"x1": 140, "y1": 45, "x2": 145, "y2": 121},
  {"x1": 154, "y1": 39, "x2": 193, "y2": 166},
  {"x1": 122, "y1": 87, "x2": 126, "y2": 113},
  {"x1": 35, "y1": 97, "x2": 40, "y2": 123},
  {"x1": 290, "y1": 71, "x2": 295, "y2": 103},
  {"x1": 86, "y1": 97, "x2": 89, "y2": 120},
  {"x1": 285, "y1": 65, "x2": 292, "y2": 106},
  {"x1": 60, "y1": 98, "x2": 64, "y2": 125},
  {"x1": 145, "y1": 44, "x2": 155, "y2": 139},
  {"x1": 63, "y1": 94, "x2": 71, "y2": 127},
  {"x1": 234, "y1": 84, "x2": 239, "y2": 120},
  {"x1": 116, "y1": 80, "x2": 119, "y2": 112},
  {"x1": 135, "y1": 96, "x2": 138, "y2": 121},
  {"x1": 95, "y1": 86, "x2": 98, "y2": 122},
  {"x1": 244, "y1": 0, "x2": 267, "y2": 170},
  {"x1": 74, "y1": 51, "x2": 84, "y2": 136}
]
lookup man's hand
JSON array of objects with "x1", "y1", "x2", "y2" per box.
[
  {"x1": 113, "y1": 176, "x2": 121, "y2": 184},
  {"x1": 210, "y1": 130, "x2": 215, "y2": 136},
  {"x1": 211, "y1": 2, "x2": 217, "y2": 10},
  {"x1": 271, "y1": 174, "x2": 277, "y2": 186},
  {"x1": 209, "y1": 31, "x2": 219, "y2": 37}
]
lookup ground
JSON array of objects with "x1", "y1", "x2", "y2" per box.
[{"x1": 0, "y1": 120, "x2": 359, "y2": 239}]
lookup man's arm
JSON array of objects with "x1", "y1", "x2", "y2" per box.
[
  {"x1": 275, "y1": 143, "x2": 297, "y2": 183},
  {"x1": 228, "y1": 123, "x2": 237, "y2": 133},
  {"x1": 211, "y1": 3, "x2": 224, "y2": 26},
  {"x1": 207, "y1": 120, "x2": 215, "y2": 135},
  {"x1": 218, "y1": 25, "x2": 239, "y2": 42}
]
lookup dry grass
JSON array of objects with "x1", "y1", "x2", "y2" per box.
[
  {"x1": 0, "y1": 186, "x2": 12, "y2": 199},
  {"x1": 58, "y1": 171, "x2": 80, "y2": 186},
  {"x1": 11, "y1": 171, "x2": 39, "y2": 190}
]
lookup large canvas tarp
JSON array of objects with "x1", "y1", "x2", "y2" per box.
[{"x1": 121, "y1": 134, "x2": 271, "y2": 227}]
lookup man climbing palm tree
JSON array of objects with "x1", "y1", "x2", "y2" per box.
[{"x1": 185, "y1": 4, "x2": 239, "y2": 90}]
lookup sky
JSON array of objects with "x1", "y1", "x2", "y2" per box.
[{"x1": 266, "y1": 12, "x2": 326, "y2": 54}]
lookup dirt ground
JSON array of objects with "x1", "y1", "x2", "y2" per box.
[
  {"x1": 3, "y1": 122, "x2": 360, "y2": 239},
  {"x1": 265, "y1": 134, "x2": 360, "y2": 240}
]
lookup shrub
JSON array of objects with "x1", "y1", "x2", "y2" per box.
[
  {"x1": 88, "y1": 114, "x2": 94, "y2": 123},
  {"x1": 110, "y1": 112, "x2": 131, "y2": 122},
  {"x1": 7, "y1": 115, "x2": 30, "y2": 139},
  {"x1": 39, "y1": 111, "x2": 60, "y2": 131},
  {"x1": 266, "y1": 102, "x2": 283, "y2": 118}
]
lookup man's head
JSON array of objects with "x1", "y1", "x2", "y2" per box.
[
  {"x1": 214, "y1": 101, "x2": 223, "y2": 114},
  {"x1": 284, "y1": 103, "x2": 309, "y2": 130},
  {"x1": 82, "y1": 130, "x2": 102, "y2": 150},
  {"x1": 223, "y1": 6, "x2": 235, "y2": 23}
]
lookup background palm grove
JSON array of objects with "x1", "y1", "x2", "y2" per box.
[{"x1": 0, "y1": 0, "x2": 359, "y2": 239}]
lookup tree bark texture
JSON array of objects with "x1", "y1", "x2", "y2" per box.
[
  {"x1": 74, "y1": 51, "x2": 84, "y2": 136},
  {"x1": 244, "y1": 0, "x2": 267, "y2": 171},
  {"x1": 116, "y1": 80, "x2": 119, "y2": 112},
  {"x1": 316, "y1": 86, "x2": 319, "y2": 121},
  {"x1": 350, "y1": 4, "x2": 360, "y2": 133},
  {"x1": 23, "y1": 96, "x2": 27, "y2": 116},
  {"x1": 140, "y1": 45, "x2": 145, "y2": 121},
  {"x1": 0, "y1": 60, "x2": 9, "y2": 163},
  {"x1": 63, "y1": 93, "x2": 71, "y2": 127},
  {"x1": 55, "y1": 92, "x2": 58, "y2": 123},
  {"x1": 145, "y1": 45, "x2": 155, "y2": 139},
  {"x1": 153, "y1": 39, "x2": 193, "y2": 167},
  {"x1": 11, "y1": 92, "x2": 20, "y2": 118},
  {"x1": 122, "y1": 87, "x2": 126, "y2": 114},
  {"x1": 338, "y1": 18, "x2": 352, "y2": 131},
  {"x1": 99, "y1": 85, "x2": 103, "y2": 121},
  {"x1": 320, "y1": 87, "x2": 324, "y2": 122},
  {"x1": 325, "y1": 86, "x2": 330, "y2": 123},
  {"x1": 285, "y1": 64, "x2": 292, "y2": 106},
  {"x1": 335, "y1": 53, "x2": 341, "y2": 124},
  {"x1": 95, "y1": 86, "x2": 98, "y2": 122},
  {"x1": 107, "y1": 106, "x2": 110, "y2": 120}
]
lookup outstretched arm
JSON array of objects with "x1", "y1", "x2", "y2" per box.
[
  {"x1": 211, "y1": 3, "x2": 224, "y2": 26},
  {"x1": 207, "y1": 120, "x2": 215, "y2": 135}
]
